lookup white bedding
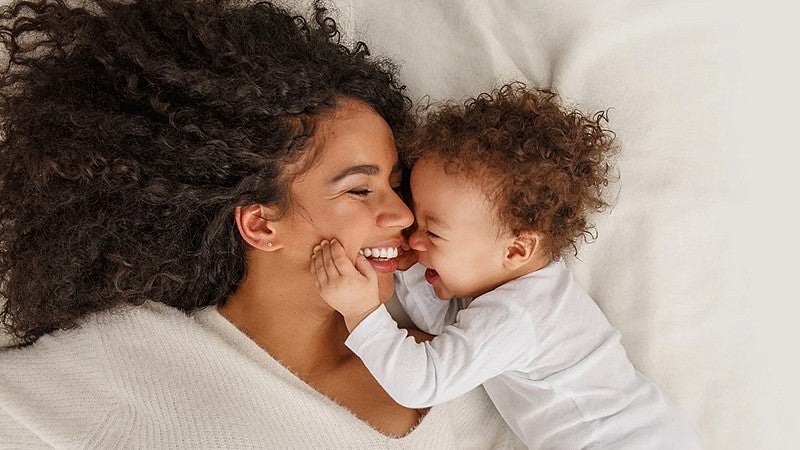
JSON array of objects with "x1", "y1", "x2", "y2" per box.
[{"x1": 332, "y1": 1, "x2": 798, "y2": 448}]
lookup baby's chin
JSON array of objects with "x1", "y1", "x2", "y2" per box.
[{"x1": 432, "y1": 283, "x2": 457, "y2": 301}]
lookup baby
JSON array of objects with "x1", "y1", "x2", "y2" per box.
[{"x1": 311, "y1": 84, "x2": 699, "y2": 448}]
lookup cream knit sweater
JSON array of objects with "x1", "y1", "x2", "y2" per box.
[{"x1": 0, "y1": 301, "x2": 523, "y2": 449}]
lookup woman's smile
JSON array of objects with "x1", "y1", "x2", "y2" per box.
[{"x1": 357, "y1": 240, "x2": 405, "y2": 274}]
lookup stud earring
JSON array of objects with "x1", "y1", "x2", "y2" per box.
[{"x1": 267, "y1": 242, "x2": 273, "y2": 248}]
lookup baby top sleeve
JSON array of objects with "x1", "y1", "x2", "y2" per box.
[{"x1": 345, "y1": 292, "x2": 537, "y2": 409}]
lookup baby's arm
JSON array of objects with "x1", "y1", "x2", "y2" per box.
[
  {"x1": 311, "y1": 240, "x2": 534, "y2": 408},
  {"x1": 310, "y1": 239, "x2": 380, "y2": 331},
  {"x1": 345, "y1": 297, "x2": 536, "y2": 409}
]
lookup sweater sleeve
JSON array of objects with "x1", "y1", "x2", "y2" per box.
[{"x1": 345, "y1": 297, "x2": 536, "y2": 409}]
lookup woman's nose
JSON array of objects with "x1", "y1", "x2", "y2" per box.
[{"x1": 377, "y1": 189, "x2": 414, "y2": 229}]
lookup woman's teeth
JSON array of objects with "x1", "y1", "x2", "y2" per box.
[{"x1": 358, "y1": 247, "x2": 399, "y2": 259}]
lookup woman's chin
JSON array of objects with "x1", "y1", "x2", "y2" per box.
[
  {"x1": 367, "y1": 257, "x2": 399, "y2": 302},
  {"x1": 377, "y1": 272, "x2": 396, "y2": 302}
]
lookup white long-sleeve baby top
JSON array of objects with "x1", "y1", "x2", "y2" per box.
[{"x1": 346, "y1": 260, "x2": 700, "y2": 449}]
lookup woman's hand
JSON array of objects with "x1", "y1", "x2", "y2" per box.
[{"x1": 311, "y1": 239, "x2": 380, "y2": 331}]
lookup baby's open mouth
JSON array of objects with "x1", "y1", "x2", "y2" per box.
[{"x1": 424, "y1": 268, "x2": 440, "y2": 284}]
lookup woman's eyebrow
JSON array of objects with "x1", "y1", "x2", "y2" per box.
[
  {"x1": 329, "y1": 164, "x2": 379, "y2": 183},
  {"x1": 329, "y1": 162, "x2": 402, "y2": 184}
]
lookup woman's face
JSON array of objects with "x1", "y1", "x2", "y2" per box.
[{"x1": 277, "y1": 98, "x2": 414, "y2": 301}]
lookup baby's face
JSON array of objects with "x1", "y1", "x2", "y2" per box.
[{"x1": 407, "y1": 158, "x2": 513, "y2": 300}]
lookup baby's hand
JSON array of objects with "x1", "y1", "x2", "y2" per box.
[
  {"x1": 311, "y1": 239, "x2": 380, "y2": 331},
  {"x1": 396, "y1": 242, "x2": 418, "y2": 271}
]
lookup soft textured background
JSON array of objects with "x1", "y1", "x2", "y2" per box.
[
  {"x1": 2, "y1": 0, "x2": 797, "y2": 448},
  {"x1": 323, "y1": 0, "x2": 797, "y2": 448}
]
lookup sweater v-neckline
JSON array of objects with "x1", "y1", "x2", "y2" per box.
[{"x1": 194, "y1": 306, "x2": 438, "y2": 440}]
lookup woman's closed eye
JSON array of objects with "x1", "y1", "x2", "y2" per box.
[
  {"x1": 348, "y1": 188, "x2": 373, "y2": 196},
  {"x1": 349, "y1": 183, "x2": 402, "y2": 197}
]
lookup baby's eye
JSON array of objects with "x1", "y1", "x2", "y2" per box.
[
  {"x1": 348, "y1": 189, "x2": 373, "y2": 197},
  {"x1": 426, "y1": 230, "x2": 441, "y2": 240}
]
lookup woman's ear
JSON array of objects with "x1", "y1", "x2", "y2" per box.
[
  {"x1": 503, "y1": 232, "x2": 542, "y2": 270},
  {"x1": 234, "y1": 204, "x2": 284, "y2": 252}
]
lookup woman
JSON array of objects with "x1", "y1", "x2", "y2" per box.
[{"x1": 0, "y1": 0, "x2": 524, "y2": 447}]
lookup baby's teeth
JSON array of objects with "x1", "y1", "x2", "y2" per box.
[{"x1": 363, "y1": 248, "x2": 372, "y2": 257}]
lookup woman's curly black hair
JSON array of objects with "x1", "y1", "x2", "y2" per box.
[
  {"x1": 405, "y1": 83, "x2": 618, "y2": 261},
  {"x1": 0, "y1": 0, "x2": 412, "y2": 344}
]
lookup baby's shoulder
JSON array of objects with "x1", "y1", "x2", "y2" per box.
[{"x1": 479, "y1": 262, "x2": 603, "y2": 321}]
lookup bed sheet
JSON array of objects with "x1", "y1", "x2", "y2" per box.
[{"x1": 330, "y1": 0, "x2": 798, "y2": 448}]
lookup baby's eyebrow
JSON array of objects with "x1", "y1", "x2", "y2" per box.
[
  {"x1": 427, "y1": 215, "x2": 448, "y2": 230},
  {"x1": 414, "y1": 209, "x2": 448, "y2": 230}
]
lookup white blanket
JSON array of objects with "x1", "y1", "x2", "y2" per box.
[{"x1": 332, "y1": 1, "x2": 798, "y2": 448}]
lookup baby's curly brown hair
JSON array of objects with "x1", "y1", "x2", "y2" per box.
[{"x1": 405, "y1": 83, "x2": 618, "y2": 261}]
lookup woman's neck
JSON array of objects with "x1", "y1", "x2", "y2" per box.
[
  {"x1": 218, "y1": 258, "x2": 353, "y2": 377},
  {"x1": 218, "y1": 253, "x2": 427, "y2": 437}
]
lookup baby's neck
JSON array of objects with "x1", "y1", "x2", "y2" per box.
[
  {"x1": 506, "y1": 254, "x2": 550, "y2": 283},
  {"x1": 472, "y1": 254, "x2": 553, "y2": 299}
]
